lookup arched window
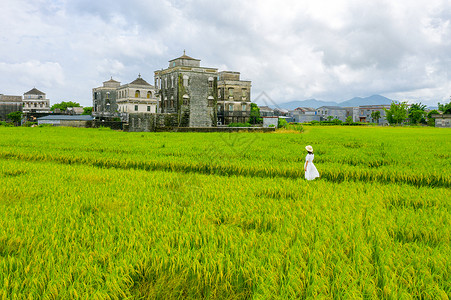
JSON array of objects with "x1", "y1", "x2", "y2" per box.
[
  {"x1": 208, "y1": 77, "x2": 214, "y2": 88},
  {"x1": 135, "y1": 90, "x2": 140, "y2": 98},
  {"x1": 147, "y1": 91, "x2": 152, "y2": 99}
]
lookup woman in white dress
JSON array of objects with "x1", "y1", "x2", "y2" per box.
[{"x1": 304, "y1": 145, "x2": 320, "y2": 180}]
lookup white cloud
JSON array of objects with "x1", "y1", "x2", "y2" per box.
[
  {"x1": 0, "y1": 0, "x2": 450, "y2": 106},
  {"x1": 0, "y1": 60, "x2": 65, "y2": 93}
]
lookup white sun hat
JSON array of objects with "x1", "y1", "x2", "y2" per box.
[{"x1": 305, "y1": 145, "x2": 313, "y2": 152}]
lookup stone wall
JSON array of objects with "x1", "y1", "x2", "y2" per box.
[
  {"x1": 127, "y1": 113, "x2": 179, "y2": 132},
  {"x1": 186, "y1": 72, "x2": 216, "y2": 127},
  {"x1": 432, "y1": 114, "x2": 451, "y2": 128},
  {"x1": 156, "y1": 67, "x2": 217, "y2": 128},
  {"x1": 0, "y1": 95, "x2": 23, "y2": 121},
  {"x1": 92, "y1": 121, "x2": 123, "y2": 130}
]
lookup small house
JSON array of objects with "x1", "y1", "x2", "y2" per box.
[
  {"x1": 37, "y1": 115, "x2": 93, "y2": 127},
  {"x1": 431, "y1": 114, "x2": 451, "y2": 128}
]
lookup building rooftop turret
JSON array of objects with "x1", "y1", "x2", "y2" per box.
[
  {"x1": 24, "y1": 88, "x2": 45, "y2": 95},
  {"x1": 130, "y1": 74, "x2": 151, "y2": 86}
]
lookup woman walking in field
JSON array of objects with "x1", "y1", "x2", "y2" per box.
[{"x1": 304, "y1": 145, "x2": 320, "y2": 180}]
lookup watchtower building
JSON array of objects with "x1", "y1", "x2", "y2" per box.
[
  {"x1": 154, "y1": 51, "x2": 218, "y2": 127},
  {"x1": 217, "y1": 71, "x2": 252, "y2": 125},
  {"x1": 23, "y1": 88, "x2": 50, "y2": 113},
  {"x1": 92, "y1": 77, "x2": 120, "y2": 121}
]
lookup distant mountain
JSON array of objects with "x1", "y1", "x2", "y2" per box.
[
  {"x1": 275, "y1": 95, "x2": 394, "y2": 110},
  {"x1": 274, "y1": 99, "x2": 338, "y2": 110},
  {"x1": 339, "y1": 95, "x2": 392, "y2": 107}
]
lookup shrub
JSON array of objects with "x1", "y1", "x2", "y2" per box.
[
  {"x1": 23, "y1": 122, "x2": 37, "y2": 127},
  {"x1": 278, "y1": 118, "x2": 288, "y2": 129},
  {"x1": 228, "y1": 122, "x2": 251, "y2": 127}
]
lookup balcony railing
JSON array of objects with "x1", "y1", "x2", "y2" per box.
[{"x1": 218, "y1": 111, "x2": 250, "y2": 117}]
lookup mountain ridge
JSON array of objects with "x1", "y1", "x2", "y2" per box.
[{"x1": 265, "y1": 95, "x2": 394, "y2": 110}]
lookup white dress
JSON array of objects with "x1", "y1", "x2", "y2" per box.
[{"x1": 304, "y1": 154, "x2": 320, "y2": 180}]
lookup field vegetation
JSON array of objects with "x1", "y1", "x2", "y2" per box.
[{"x1": 0, "y1": 126, "x2": 449, "y2": 298}]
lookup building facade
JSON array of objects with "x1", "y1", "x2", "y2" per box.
[
  {"x1": 258, "y1": 106, "x2": 275, "y2": 117},
  {"x1": 92, "y1": 78, "x2": 121, "y2": 120},
  {"x1": 0, "y1": 94, "x2": 23, "y2": 121},
  {"x1": 289, "y1": 107, "x2": 320, "y2": 123},
  {"x1": 93, "y1": 76, "x2": 157, "y2": 121},
  {"x1": 217, "y1": 71, "x2": 252, "y2": 125},
  {"x1": 154, "y1": 52, "x2": 219, "y2": 127},
  {"x1": 23, "y1": 88, "x2": 50, "y2": 113},
  {"x1": 432, "y1": 114, "x2": 451, "y2": 128},
  {"x1": 316, "y1": 106, "x2": 349, "y2": 122},
  {"x1": 357, "y1": 105, "x2": 391, "y2": 124},
  {"x1": 117, "y1": 75, "x2": 158, "y2": 120},
  {"x1": 37, "y1": 115, "x2": 93, "y2": 127}
]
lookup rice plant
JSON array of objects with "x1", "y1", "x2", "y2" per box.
[{"x1": 0, "y1": 126, "x2": 449, "y2": 298}]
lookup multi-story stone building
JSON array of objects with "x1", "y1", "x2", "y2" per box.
[
  {"x1": 22, "y1": 88, "x2": 50, "y2": 113},
  {"x1": 217, "y1": 71, "x2": 251, "y2": 125},
  {"x1": 154, "y1": 52, "x2": 252, "y2": 127},
  {"x1": 92, "y1": 77, "x2": 120, "y2": 121},
  {"x1": 154, "y1": 52, "x2": 219, "y2": 127},
  {"x1": 117, "y1": 75, "x2": 158, "y2": 119},
  {"x1": 93, "y1": 75, "x2": 157, "y2": 121},
  {"x1": 0, "y1": 94, "x2": 23, "y2": 121}
]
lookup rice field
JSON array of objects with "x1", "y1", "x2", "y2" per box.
[{"x1": 0, "y1": 126, "x2": 449, "y2": 299}]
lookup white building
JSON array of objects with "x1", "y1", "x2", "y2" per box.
[
  {"x1": 116, "y1": 75, "x2": 158, "y2": 117},
  {"x1": 23, "y1": 88, "x2": 50, "y2": 113}
]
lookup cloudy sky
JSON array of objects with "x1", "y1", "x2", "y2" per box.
[{"x1": 1, "y1": 0, "x2": 450, "y2": 107}]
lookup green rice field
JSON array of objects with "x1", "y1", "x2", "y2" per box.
[{"x1": 0, "y1": 126, "x2": 450, "y2": 299}]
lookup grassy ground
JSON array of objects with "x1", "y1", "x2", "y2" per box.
[{"x1": 0, "y1": 126, "x2": 449, "y2": 298}]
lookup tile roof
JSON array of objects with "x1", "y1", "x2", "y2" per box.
[
  {"x1": 24, "y1": 88, "x2": 45, "y2": 95},
  {"x1": 129, "y1": 75, "x2": 151, "y2": 86},
  {"x1": 38, "y1": 115, "x2": 93, "y2": 121},
  {"x1": 170, "y1": 50, "x2": 200, "y2": 61}
]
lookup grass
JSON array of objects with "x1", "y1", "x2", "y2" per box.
[{"x1": 0, "y1": 126, "x2": 449, "y2": 298}]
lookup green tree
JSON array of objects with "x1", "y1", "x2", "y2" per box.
[
  {"x1": 249, "y1": 103, "x2": 262, "y2": 124},
  {"x1": 7, "y1": 111, "x2": 23, "y2": 126},
  {"x1": 82, "y1": 107, "x2": 93, "y2": 115},
  {"x1": 408, "y1": 103, "x2": 426, "y2": 124},
  {"x1": 384, "y1": 101, "x2": 408, "y2": 125},
  {"x1": 427, "y1": 109, "x2": 439, "y2": 127},
  {"x1": 371, "y1": 111, "x2": 381, "y2": 124},
  {"x1": 438, "y1": 101, "x2": 451, "y2": 114},
  {"x1": 345, "y1": 116, "x2": 353, "y2": 124},
  {"x1": 327, "y1": 116, "x2": 334, "y2": 122},
  {"x1": 51, "y1": 101, "x2": 81, "y2": 111},
  {"x1": 278, "y1": 118, "x2": 288, "y2": 129}
]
